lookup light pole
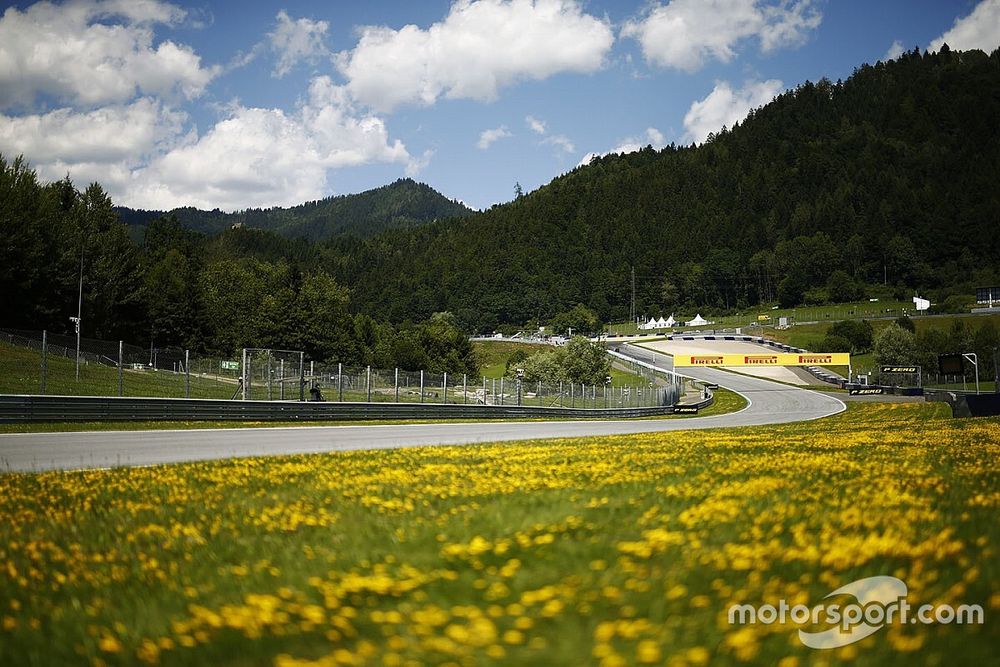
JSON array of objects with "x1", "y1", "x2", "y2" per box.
[
  {"x1": 962, "y1": 353, "x2": 980, "y2": 394},
  {"x1": 72, "y1": 241, "x2": 84, "y2": 380}
]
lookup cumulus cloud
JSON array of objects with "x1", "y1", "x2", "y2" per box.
[
  {"x1": 929, "y1": 0, "x2": 1000, "y2": 53},
  {"x1": 336, "y1": 0, "x2": 614, "y2": 112},
  {"x1": 525, "y1": 115, "x2": 547, "y2": 134},
  {"x1": 125, "y1": 77, "x2": 412, "y2": 211},
  {"x1": 268, "y1": 10, "x2": 331, "y2": 78},
  {"x1": 477, "y1": 126, "x2": 512, "y2": 149},
  {"x1": 0, "y1": 0, "x2": 218, "y2": 110},
  {"x1": 0, "y1": 98, "x2": 185, "y2": 166},
  {"x1": 884, "y1": 39, "x2": 905, "y2": 61},
  {"x1": 622, "y1": 0, "x2": 821, "y2": 72},
  {"x1": 543, "y1": 134, "x2": 575, "y2": 154},
  {"x1": 683, "y1": 79, "x2": 782, "y2": 144},
  {"x1": 0, "y1": 98, "x2": 188, "y2": 195},
  {"x1": 578, "y1": 127, "x2": 666, "y2": 167}
]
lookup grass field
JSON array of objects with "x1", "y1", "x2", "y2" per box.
[
  {"x1": 1, "y1": 401, "x2": 996, "y2": 665},
  {"x1": 473, "y1": 340, "x2": 647, "y2": 386},
  {"x1": 2, "y1": 339, "x2": 653, "y2": 404},
  {"x1": 606, "y1": 300, "x2": 916, "y2": 335},
  {"x1": 0, "y1": 341, "x2": 236, "y2": 400},
  {"x1": 763, "y1": 313, "x2": 1000, "y2": 379}
]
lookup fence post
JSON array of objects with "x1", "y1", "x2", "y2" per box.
[
  {"x1": 538, "y1": 380, "x2": 542, "y2": 406},
  {"x1": 570, "y1": 382, "x2": 575, "y2": 408},
  {"x1": 420, "y1": 370, "x2": 424, "y2": 403},
  {"x1": 299, "y1": 352, "x2": 305, "y2": 402},
  {"x1": 241, "y1": 348, "x2": 248, "y2": 400},
  {"x1": 185, "y1": 349, "x2": 190, "y2": 399},
  {"x1": 463, "y1": 374, "x2": 468, "y2": 404},
  {"x1": 500, "y1": 377, "x2": 504, "y2": 406},
  {"x1": 117, "y1": 341, "x2": 124, "y2": 397},
  {"x1": 558, "y1": 381, "x2": 563, "y2": 407},
  {"x1": 443, "y1": 372, "x2": 448, "y2": 404},
  {"x1": 267, "y1": 350, "x2": 272, "y2": 400},
  {"x1": 367, "y1": 366, "x2": 372, "y2": 402},
  {"x1": 40, "y1": 330, "x2": 47, "y2": 395},
  {"x1": 280, "y1": 359, "x2": 285, "y2": 400},
  {"x1": 338, "y1": 363, "x2": 343, "y2": 402},
  {"x1": 395, "y1": 368, "x2": 400, "y2": 402}
]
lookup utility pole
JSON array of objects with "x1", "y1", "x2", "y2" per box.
[
  {"x1": 630, "y1": 265, "x2": 636, "y2": 324},
  {"x1": 72, "y1": 241, "x2": 84, "y2": 380}
]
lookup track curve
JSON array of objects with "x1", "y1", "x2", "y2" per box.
[{"x1": 0, "y1": 344, "x2": 844, "y2": 473}]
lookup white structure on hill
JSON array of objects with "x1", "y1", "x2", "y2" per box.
[{"x1": 689, "y1": 314, "x2": 709, "y2": 326}]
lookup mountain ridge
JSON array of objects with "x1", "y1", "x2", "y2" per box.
[
  {"x1": 116, "y1": 178, "x2": 473, "y2": 241},
  {"x1": 320, "y1": 46, "x2": 1000, "y2": 325}
]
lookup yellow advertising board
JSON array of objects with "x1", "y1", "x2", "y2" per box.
[{"x1": 673, "y1": 353, "x2": 850, "y2": 367}]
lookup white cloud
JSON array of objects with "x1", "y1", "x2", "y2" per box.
[
  {"x1": 0, "y1": 98, "x2": 185, "y2": 166},
  {"x1": 0, "y1": 0, "x2": 218, "y2": 110},
  {"x1": 683, "y1": 79, "x2": 782, "y2": 144},
  {"x1": 336, "y1": 0, "x2": 614, "y2": 112},
  {"x1": 884, "y1": 39, "x2": 905, "y2": 61},
  {"x1": 268, "y1": 10, "x2": 331, "y2": 78},
  {"x1": 522, "y1": 113, "x2": 574, "y2": 155},
  {"x1": 0, "y1": 98, "x2": 187, "y2": 195},
  {"x1": 525, "y1": 115, "x2": 547, "y2": 134},
  {"x1": 126, "y1": 77, "x2": 412, "y2": 211},
  {"x1": 577, "y1": 127, "x2": 667, "y2": 167},
  {"x1": 543, "y1": 134, "x2": 575, "y2": 154},
  {"x1": 929, "y1": 0, "x2": 1000, "y2": 53},
  {"x1": 477, "y1": 125, "x2": 512, "y2": 149},
  {"x1": 622, "y1": 0, "x2": 821, "y2": 72}
]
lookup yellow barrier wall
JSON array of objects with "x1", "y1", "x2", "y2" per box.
[{"x1": 672, "y1": 353, "x2": 850, "y2": 367}]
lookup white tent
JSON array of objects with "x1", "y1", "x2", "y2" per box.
[
  {"x1": 656, "y1": 316, "x2": 668, "y2": 328},
  {"x1": 665, "y1": 314, "x2": 676, "y2": 328},
  {"x1": 689, "y1": 313, "x2": 708, "y2": 326},
  {"x1": 913, "y1": 296, "x2": 930, "y2": 311},
  {"x1": 641, "y1": 317, "x2": 658, "y2": 330}
]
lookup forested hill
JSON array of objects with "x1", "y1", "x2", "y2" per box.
[
  {"x1": 323, "y1": 47, "x2": 1000, "y2": 326},
  {"x1": 117, "y1": 178, "x2": 473, "y2": 241}
]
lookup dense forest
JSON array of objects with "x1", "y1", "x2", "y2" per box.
[
  {"x1": 0, "y1": 159, "x2": 476, "y2": 373},
  {"x1": 324, "y1": 46, "x2": 1000, "y2": 325},
  {"x1": 116, "y1": 178, "x2": 472, "y2": 242},
  {"x1": 2, "y1": 46, "x2": 999, "y2": 363}
]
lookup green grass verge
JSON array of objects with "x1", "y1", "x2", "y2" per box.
[
  {"x1": 0, "y1": 341, "x2": 237, "y2": 399},
  {"x1": 472, "y1": 341, "x2": 549, "y2": 379},
  {"x1": 1, "y1": 401, "x2": 995, "y2": 665},
  {"x1": 0, "y1": 388, "x2": 747, "y2": 434}
]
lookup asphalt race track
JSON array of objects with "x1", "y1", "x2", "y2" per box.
[{"x1": 0, "y1": 344, "x2": 845, "y2": 473}]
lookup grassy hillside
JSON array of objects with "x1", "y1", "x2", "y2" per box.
[{"x1": 0, "y1": 341, "x2": 235, "y2": 399}]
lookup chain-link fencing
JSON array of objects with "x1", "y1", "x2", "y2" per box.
[
  {"x1": 1, "y1": 329, "x2": 686, "y2": 407},
  {"x1": 0, "y1": 329, "x2": 241, "y2": 399}
]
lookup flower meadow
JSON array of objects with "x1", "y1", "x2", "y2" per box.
[{"x1": 1, "y1": 402, "x2": 997, "y2": 666}]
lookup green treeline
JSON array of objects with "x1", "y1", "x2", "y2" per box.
[
  {"x1": 325, "y1": 47, "x2": 1000, "y2": 325},
  {"x1": 0, "y1": 157, "x2": 475, "y2": 374},
  {"x1": 3, "y1": 47, "x2": 1000, "y2": 360}
]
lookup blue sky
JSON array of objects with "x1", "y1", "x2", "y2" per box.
[{"x1": 1, "y1": 0, "x2": 997, "y2": 212}]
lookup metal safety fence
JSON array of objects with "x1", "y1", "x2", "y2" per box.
[
  {"x1": 1, "y1": 329, "x2": 242, "y2": 400},
  {"x1": 1, "y1": 330, "x2": 685, "y2": 408}
]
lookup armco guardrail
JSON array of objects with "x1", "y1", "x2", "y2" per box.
[{"x1": 0, "y1": 395, "x2": 678, "y2": 423}]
